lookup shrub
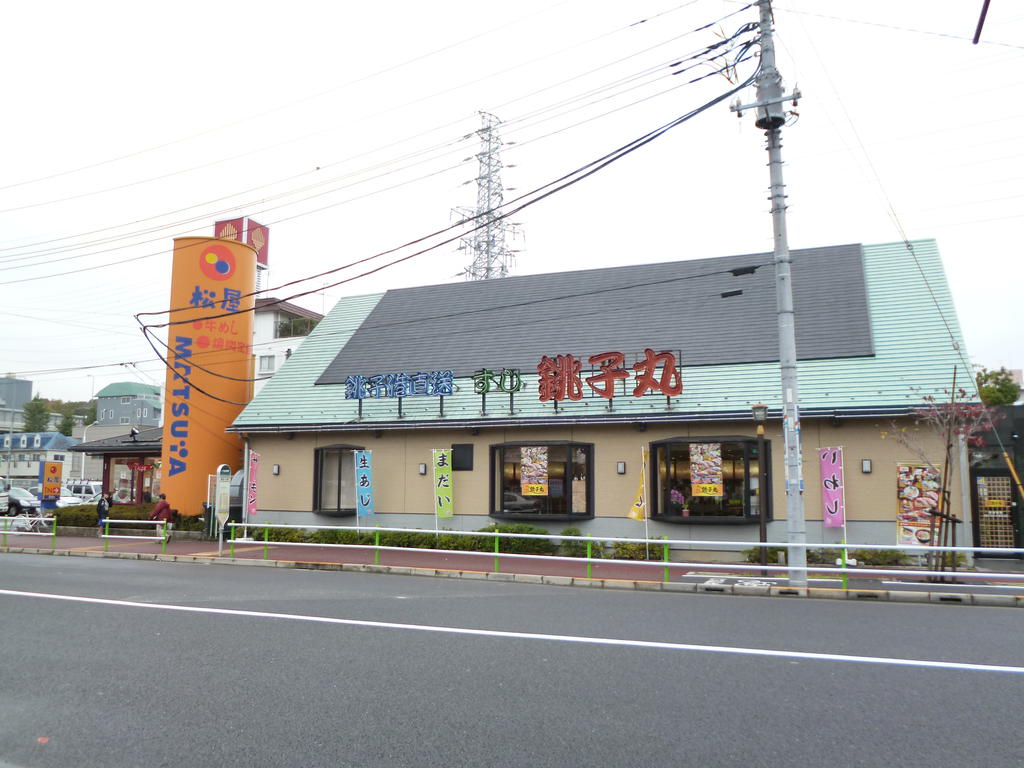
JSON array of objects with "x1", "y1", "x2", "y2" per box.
[
  {"x1": 850, "y1": 549, "x2": 907, "y2": 567},
  {"x1": 248, "y1": 527, "x2": 307, "y2": 543},
  {"x1": 175, "y1": 515, "x2": 204, "y2": 532},
  {"x1": 437, "y1": 533, "x2": 489, "y2": 551},
  {"x1": 379, "y1": 530, "x2": 435, "y2": 549},
  {"x1": 613, "y1": 541, "x2": 665, "y2": 561},
  {"x1": 478, "y1": 523, "x2": 556, "y2": 555}
]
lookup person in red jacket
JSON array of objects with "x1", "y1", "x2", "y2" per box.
[{"x1": 150, "y1": 493, "x2": 173, "y2": 542}]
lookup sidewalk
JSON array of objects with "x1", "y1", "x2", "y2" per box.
[{"x1": 2, "y1": 529, "x2": 1023, "y2": 606}]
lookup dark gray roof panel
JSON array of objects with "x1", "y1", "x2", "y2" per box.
[{"x1": 315, "y1": 244, "x2": 871, "y2": 384}]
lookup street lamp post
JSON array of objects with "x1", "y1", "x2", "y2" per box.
[{"x1": 752, "y1": 403, "x2": 768, "y2": 574}]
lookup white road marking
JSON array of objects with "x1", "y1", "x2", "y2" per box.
[{"x1": 2, "y1": 588, "x2": 1022, "y2": 675}]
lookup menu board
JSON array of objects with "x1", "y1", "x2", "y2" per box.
[
  {"x1": 896, "y1": 465, "x2": 941, "y2": 546},
  {"x1": 521, "y1": 447, "x2": 549, "y2": 496},
  {"x1": 690, "y1": 443, "x2": 723, "y2": 497}
]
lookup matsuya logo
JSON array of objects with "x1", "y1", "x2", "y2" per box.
[{"x1": 199, "y1": 243, "x2": 236, "y2": 281}]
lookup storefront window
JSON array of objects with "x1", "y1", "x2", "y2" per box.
[
  {"x1": 490, "y1": 442, "x2": 593, "y2": 519},
  {"x1": 650, "y1": 437, "x2": 769, "y2": 523},
  {"x1": 314, "y1": 445, "x2": 362, "y2": 516}
]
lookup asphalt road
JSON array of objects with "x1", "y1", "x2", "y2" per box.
[{"x1": 1, "y1": 553, "x2": 1022, "y2": 768}]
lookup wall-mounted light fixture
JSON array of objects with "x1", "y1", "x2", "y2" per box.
[
  {"x1": 616, "y1": 461, "x2": 626, "y2": 475},
  {"x1": 272, "y1": 464, "x2": 281, "y2": 476},
  {"x1": 861, "y1": 459, "x2": 872, "y2": 474},
  {"x1": 418, "y1": 463, "x2": 427, "y2": 475}
]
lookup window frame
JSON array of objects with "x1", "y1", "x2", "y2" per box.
[
  {"x1": 312, "y1": 443, "x2": 366, "y2": 517},
  {"x1": 648, "y1": 435, "x2": 771, "y2": 525},
  {"x1": 258, "y1": 355, "x2": 276, "y2": 374},
  {"x1": 488, "y1": 440, "x2": 595, "y2": 521}
]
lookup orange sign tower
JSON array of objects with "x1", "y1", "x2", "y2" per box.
[{"x1": 161, "y1": 237, "x2": 256, "y2": 516}]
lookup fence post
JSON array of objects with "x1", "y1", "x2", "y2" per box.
[
  {"x1": 840, "y1": 539, "x2": 848, "y2": 590},
  {"x1": 2, "y1": 516, "x2": 8, "y2": 548},
  {"x1": 51, "y1": 516, "x2": 58, "y2": 550},
  {"x1": 586, "y1": 535, "x2": 592, "y2": 580},
  {"x1": 264, "y1": 525, "x2": 269, "y2": 560},
  {"x1": 229, "y1": 523, "x2": 236, "y2": 558},
  {"x1": 161, "y1": 522, "x2": 167, "y2": 554},
  {"x1": 374, "y1": 526, "x2": 380, "y2": 565},
  {"x1": 663, "y1": 536, "x2": 670, "y2": 583},
  {"x1": 493, "y1": 533, "x2": 500, "y2": 573},
  {"x1": 103, "y1": 520, "x2": 110, "y2": 552}
]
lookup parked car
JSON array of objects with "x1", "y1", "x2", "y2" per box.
[
  {"x1": 66, "y1": 481, "x2": 104, "y2": 498},
  {"x1": 7, "y1": 487, "x2": 41, "y2": 514},
  {"x1": 25, "y1": 487, "x2": 84, "y2": 508},
  {"x1": 54, "y1": 491, "x2": 85, "y2": 508},
  {"x1": 502, "y1": 492, "x2": 540, "y2": 512}
]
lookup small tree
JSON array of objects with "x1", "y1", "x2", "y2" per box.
[
  {"x1": 22, "y1": 398, "x2": 50, "y2": 432},
  {"x1": 886, "y1": 381, "x2": 1004, "y2": 575},
  {"x1": 976, "y1": 366, "x2": 1020, "y2": 406},
  {"x1": 58, "y1": 412, "x2": 75, "y2": 436}
]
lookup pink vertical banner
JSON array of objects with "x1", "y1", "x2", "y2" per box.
[
  {"x1": 819, "y1": 447, "x2": 845, "y2": 528},
  {"x1": 247, "y1": 451, "x2": 261, "y2": 517}
]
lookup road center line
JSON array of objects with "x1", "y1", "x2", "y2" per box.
[{"x1": 2, "y1": 588, "x2": 1022, "y2": 675}]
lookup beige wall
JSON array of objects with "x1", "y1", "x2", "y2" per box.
[{"x1": 248, "y1": 416, "x2": 959, "y2": 524}]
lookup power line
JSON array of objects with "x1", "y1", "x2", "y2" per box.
[
  {"x1": 137, "y1": 71, "x2": 761, "y2": 404},
  {"x1": 1, "y1": 30, "x2": 756, "y2": 282}
]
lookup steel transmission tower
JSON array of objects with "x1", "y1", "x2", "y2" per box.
[{"x1": 456, "y1": 112, "x2": 521, "y2": 280}]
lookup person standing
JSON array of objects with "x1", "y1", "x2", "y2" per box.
[{"x1": 96, "y1": 492, "x2": 110, "y2": 538}]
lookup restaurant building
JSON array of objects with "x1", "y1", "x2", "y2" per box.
[{"x1": 230, "y1": 240, "x2": 978, "y2": 555}]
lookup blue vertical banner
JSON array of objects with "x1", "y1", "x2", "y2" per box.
[{"x1": 355, "y1": 450, "x2": 374, "y2": 516}]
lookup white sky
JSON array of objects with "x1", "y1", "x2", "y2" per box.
[{"x1": 1, "y1": 0, "x2": 1021, "y2": 403}]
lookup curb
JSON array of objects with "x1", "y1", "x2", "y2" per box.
[{"x1": 2, "y1": 546, "x2": 1022, "y2": 607}]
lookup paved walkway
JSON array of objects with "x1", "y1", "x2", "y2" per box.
[{"x1": 2, "y1": 529, "x2": 1023, "y2": 606}]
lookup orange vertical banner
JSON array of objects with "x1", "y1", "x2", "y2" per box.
[{"x1": 161, "y1": 237, "x2": 256, "y2": 517}]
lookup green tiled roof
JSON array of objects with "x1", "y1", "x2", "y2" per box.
[
  {"x1": 232, "y1": 240, "x2": 969, "y2": 432},
  {"x1": 95, "y1": 382, "x2": 161, "y2": 398}
]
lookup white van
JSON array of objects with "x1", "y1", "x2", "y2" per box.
[{"x1": 66, "y1": 481, "x2": 104, "y2": 499}]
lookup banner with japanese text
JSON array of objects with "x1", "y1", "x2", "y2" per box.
[
  {"x1": 897, "y1": 465, "x2": 941, "y2": 546},
  {"x1": 433, "y1": 449, "x2": 453, "y2": 518},
  {"x1": 690, "y1": 443, "x2": 723, "y2": 497},
  {"x1": 627, "y1": 448, "x2": 649, "y2": 521},
  {"x1": 246, "y1": 451, "x2": 261, "y2": 517},
  {"x1": 355, "y1": 450, "x2": 374, "y2": 516},
  {"x1": 819, "y1": 447, "x2": 845, "y2": 527},
  {"x1": 520, "y1": 446, "x2": 549, "y2": 496}
]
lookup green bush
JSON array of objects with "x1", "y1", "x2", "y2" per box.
[
  {"x1": 437, "y1": 533, "x2": 489, "y2": 551},
  {"x1": 613, "y1": 541, "x2": 665, "y2": 561},
  {"x1": 175, "y1": 515, "x2": 204, "y2": 532},
  {"x1": 54, "y1": 504, "x2": 155, "y2": 529},
  {"x1": 379, "y1": 530, "x2": 436, "y2": 549},
  {"x1": 479, "y1": 523, "x2": 556, "y2": 555},
  {"x1": 743, "y1": 546, "x2": 785, "y2": 564},
  {"x1": 850, "y1": 549, "x2": 907, "y2": 566},
  {"x1": 558, "y1": 527, "x2": 601, "y2": 558}
]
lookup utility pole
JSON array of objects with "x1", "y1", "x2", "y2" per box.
[{"x1": 732, "y1": 0, "x2": 807, "y2": 585}]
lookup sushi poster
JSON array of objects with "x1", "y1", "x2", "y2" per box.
[
  {"x1": 521, "y1": 447, "x2": 549, "y2": 496},
  {"x1": 896, "y1": 464, "x2": 941, "y2": 546},
  {"x1": 690, "y1": 443, "x2": 723, "y2": 497}
]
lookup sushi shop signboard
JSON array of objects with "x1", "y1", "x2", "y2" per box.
[
  {"x1": 343, "y1": 348, "x2": 683, "y2": 404},
  {"x1": 897, "y1": 465, "x2": 941, "y2": 547}
]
